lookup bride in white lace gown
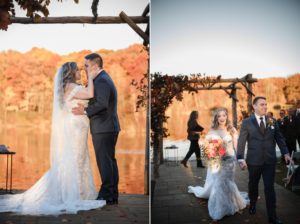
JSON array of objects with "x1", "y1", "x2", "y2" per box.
[
  {"x1": 188, "y1": 107, "x2": 249, "y2": 220},
  {"x1": 0, "y1": 62, "x2": 106, "y2": 215}
]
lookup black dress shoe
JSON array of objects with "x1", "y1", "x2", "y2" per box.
[
  {"x1": 96, "y1": 196, "x2": 105, "y2": 200},
  {"x1": 106, "y1": 198, "x2": 118, "y2": 205},
  {"x1": 197, "y1": 160, "x2": 205, "y2": 168},
  {"x1": 96, "y1": 197, "x2": 118, "y2": 205},
  {"x1": 181, "y1": 160, "x2": 188, "y2": 168},
  {"x1": 249, "y1": 204, "x2": 256, "y2": 215},
  {"x1": 269, "y1": 217, "x2": 283, "y2": 224}
]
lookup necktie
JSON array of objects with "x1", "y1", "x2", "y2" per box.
[{"x1": 260, "y1": 117, "x2": 265, "y2": 134}]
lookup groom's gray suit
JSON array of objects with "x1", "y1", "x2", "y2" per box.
[{"x1": 237, "y1": 114, "x2": 288, "y2": 219}]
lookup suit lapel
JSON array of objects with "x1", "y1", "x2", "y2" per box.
[{"x1": 265, "y1": 116, "x2": 270, "y2": 134}]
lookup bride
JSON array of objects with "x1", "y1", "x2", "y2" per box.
[
  {"x1": 188, "y1": 107, "x2": 249, "y2": 220},
  {"x1": 0, "y1": 62, "x2": 106, "y2": 215}
]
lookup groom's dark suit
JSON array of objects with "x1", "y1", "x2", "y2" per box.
[
  {"x1": 86, "y1": 70, "x2": 120, "y2": 201},
  {"x1": 237, "y1": 115, "x2": 288, "y2": 219}
]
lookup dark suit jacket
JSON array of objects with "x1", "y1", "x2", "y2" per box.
[
  {"x1": 295, "y1": 110, "x2": 300, "y2": 136},
  {"x1": 86, "y1": 70, "x2": 120, "y2": 134},
  {"x1": 237, "y1": 115, "x2": 288, "y2": 165},
  {"x1": 187, "y1": 120, "x2": 204, "y2": 141},
  {"x1": 276, "y1": 118, "x2": 286, "y2": 137},
  {"x1": 283, "y1": 115, "x2": 297, "y2": 139}
]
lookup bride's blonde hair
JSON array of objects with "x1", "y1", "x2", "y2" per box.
[
  {"x1": 61, "y1": 62, "x2": 78, "y2": 89},
  {"x1": 211, "y1": 107, "x2": 235, "y2": 135}
]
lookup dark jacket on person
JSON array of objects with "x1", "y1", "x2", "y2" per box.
[
  {"x1": 187, "y1": 120, "x2": 204, "y2": 141},
  {"x1": 283, "y1": 115, "x2": 297, "y2": 139}
]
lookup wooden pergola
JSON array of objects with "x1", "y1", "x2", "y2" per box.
[
  {"x1": 8, "y1": 3, "x2": 150, "y2": 195},
  {"x1": 188, "y1": 73, "x2": 257, "y2": 127}
]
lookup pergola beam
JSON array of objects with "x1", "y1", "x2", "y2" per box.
[
  {"x1": 10, "y1": 16, "x2": 149, "y2": 24},
  {"x1": 142, "y1": 4, "x2": 150, "y2": 17},
  {"x1": 189, "y1": 76, "x2": 257, "y2": 84},
  {"x1": 194, "y1": 86, "x2": 242, "y2": 90},
  {"x1": 119, "y1": 11, "x2": 149, "y2": 45}
]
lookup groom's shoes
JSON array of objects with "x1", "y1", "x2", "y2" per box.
[
  {"x1": 106, "y1": 198, "x2": 118, "y2": 205},
  {"x1": 268, "y1": 217, "x2": 283, "y2": 224},
  {"x1": 96, "y1": 196, "x2": 118, "y2": 205},
  {"x1": 248, "y1": 204, "x2": 256, "y2": 215}
]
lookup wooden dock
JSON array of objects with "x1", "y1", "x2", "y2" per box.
[{"x1": 0, "y1": 193, "x2": 149, "y2": 224}]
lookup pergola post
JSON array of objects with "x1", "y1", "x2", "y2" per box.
[
  {"x1": 247, "y1": 74, "x2": 254, "y2": 115},
  {"x1": 144, "y1": 54, "x2": 150, "y2": 195},
  {"x1": 232, "y1": 83, "x2": 238, "y2": 128}
]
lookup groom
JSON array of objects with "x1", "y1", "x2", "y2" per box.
[
  {"x1": 237, "y1": 96, "x2": 292, "y2": 224},
  {"x1": 73, "y1": 53, "x2": 120, "y2": 205}
]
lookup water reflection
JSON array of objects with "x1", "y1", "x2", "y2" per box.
[{"x1": 0, "y1": 127, "x2": 145, "y2": 194}]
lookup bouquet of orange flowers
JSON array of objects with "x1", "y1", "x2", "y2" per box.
[{"x1": 201, "y1": 139, "x2": 226, "y2": 163}]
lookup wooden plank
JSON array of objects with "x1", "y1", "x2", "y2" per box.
[
  {"x1": 194, "y1": 86, "x2": 242, "y2": 90},
  {"x1": 188, "y1": 77, "x2": 257, "y2": 84},
  {"x1": 10, "y1": 16, "x2": 149, "y2": 24},
  {"x1": 143, "y1": 23, "x2": 150, "y2": 46},
  {"x1": 144, "y1": 56, "x2": 150, "y2": 195},
  {"x1": 231, "y1": 84, "x2": 238, "y2": 128},
  {"x1": 247, "y1": 74, "x2": 254, "y2": 115},
  {"x1": 142, "y1": 4, "x2": 150, "y2": 17},
  {"x1": 119, "y1": 11, "x2": 149, "y2": 45}
]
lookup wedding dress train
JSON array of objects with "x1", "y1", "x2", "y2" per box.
[{"x1": 188, "y1": 129, "x2": 249, "y2": 220}]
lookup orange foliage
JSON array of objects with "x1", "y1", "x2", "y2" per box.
[{"x1": 0, "y1": 44, "x2": 148, "y2": 134}]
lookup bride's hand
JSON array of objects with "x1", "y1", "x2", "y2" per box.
[
  {"x1": 238, "y1": 160, "x2": 247, "y2": 170},
  {"x1": 87, "y1": 67, "x2": 98, "y2": 79}
]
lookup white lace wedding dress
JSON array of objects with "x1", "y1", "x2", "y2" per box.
[
  {"x1": 0, "y1": 72, "x2": 105, "y2": 215},
  {"x1": 188, "y1": 129, "x2": 249, "y2": 220}
]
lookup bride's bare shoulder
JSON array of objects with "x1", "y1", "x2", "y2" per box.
[{"x1": 65, "y1": 83, "x2": 80, "y2": 91}]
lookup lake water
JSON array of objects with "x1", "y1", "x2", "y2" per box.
[{"x1": 0, "y1": 127, "x2": 146, "y2": 194}]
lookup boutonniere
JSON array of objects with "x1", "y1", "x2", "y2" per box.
[{"x1": 267, "y1": 118, "x2": 275, "y2": 129}]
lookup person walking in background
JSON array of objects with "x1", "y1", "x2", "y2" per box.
[
  {"x1": 181, "y1": 111, "x2": 205, "y2": 168},
  {"x1": 295, "y1": 100, "x2": 300, "y2": 151}
]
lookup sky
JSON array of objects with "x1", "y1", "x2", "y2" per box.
[
  {"x1": 0, "y1": 0, "x2": 148, "y2": 55},
  {"x1": 150, "y1": 0, "x2": 300, "y2": 78}
]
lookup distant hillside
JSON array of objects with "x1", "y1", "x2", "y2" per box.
[{"x1": 0, "y1": 44, "x2": 148, "y2": 137}]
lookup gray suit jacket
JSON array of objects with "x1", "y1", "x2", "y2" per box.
[
  {"x1": 86, "y1": 70, "x2": 120, "y2": 134},
  {"x1": 237, "y1": 115, "x2": 288, "y2": 165}
]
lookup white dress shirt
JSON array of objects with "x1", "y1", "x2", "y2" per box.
[{"x1": 254, "y1": 113, "x2": 266, "y2": 127}]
